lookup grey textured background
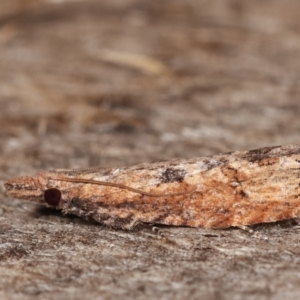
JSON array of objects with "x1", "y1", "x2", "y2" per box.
[{"x1": 1, "y1": 1, "x2": 300, "y2": 299}]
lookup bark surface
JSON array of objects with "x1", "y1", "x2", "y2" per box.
[{"x1": 1, "y1": 1, "x2": 300, "y2": 299}]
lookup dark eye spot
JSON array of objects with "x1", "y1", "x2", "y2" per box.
[{"x1": 44, "y1": 188, "x2": 61, "y2": 207}]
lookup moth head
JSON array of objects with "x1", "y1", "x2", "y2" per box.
[{"x1": 4, "y1": 174, "x2": 65, "y2": 208}]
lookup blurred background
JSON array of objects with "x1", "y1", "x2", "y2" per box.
[
  {"x1": 1, "y1": 1, "x2": 300, "y2": 299},
  {"x1": 2, "y1": 0, "x2": 300, "y2": 176}
]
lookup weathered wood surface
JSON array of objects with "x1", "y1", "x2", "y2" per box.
[{"x1": 1, "y1": 1, "x2": 300, "y2": 299}]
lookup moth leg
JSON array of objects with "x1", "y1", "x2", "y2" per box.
[
  {"x1": 121, "y1": 218, "x2": 140, "y2": 230},
  {"x1": 105, "y1": 216, "x2": 140, "y2": 230},
  {"x1": 238, "y1": 226, "x2": 269, "y2": 240},
  {"x1": 152, "y1": 226, "x2": 165, "y2": 237},
  {"x1": 238, "y1": 225, "x2": 254, "y2": 234}
]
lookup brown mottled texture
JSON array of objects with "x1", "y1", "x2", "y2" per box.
[
  {"x1": 2, "y1": 1, "x2": 300, "y2": 299},
  {"x1": 5, "y1": 145, "x2": 300, "y2": 229}
]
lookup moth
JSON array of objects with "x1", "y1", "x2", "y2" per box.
[{"x1": 4, "y1": 145, "x2": 300, "y2": 230}]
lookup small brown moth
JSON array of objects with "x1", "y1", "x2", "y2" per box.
[{"x1": 4, "y1": 145, "x2": 300, "y2": 229}]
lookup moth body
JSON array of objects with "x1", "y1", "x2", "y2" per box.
[{"x1": 5, "y1": 145, "x2": 300, "y2": 229}]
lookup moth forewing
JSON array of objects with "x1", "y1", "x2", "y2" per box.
[{"x1": 4, "y1": 144, "x2": 300, "y2": 229}]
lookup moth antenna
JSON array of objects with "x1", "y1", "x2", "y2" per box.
[{"x1": 50, "y1": 176, "x2": 194, "y2": 197}]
